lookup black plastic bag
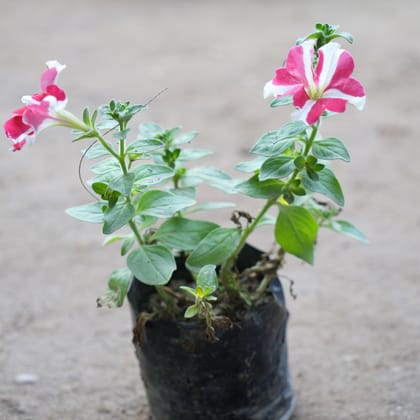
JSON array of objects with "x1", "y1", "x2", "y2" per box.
[{"x1": 127, "y1": 244, "x2": 296, "y2": 420}]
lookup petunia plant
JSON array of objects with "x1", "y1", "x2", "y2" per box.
[{"x1": 4, "y1": 24, "x2": 367, "y2": 335}]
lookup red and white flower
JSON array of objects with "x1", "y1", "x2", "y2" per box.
[
  {"x1": 4, "y1": 60, "x2": 70, "y2": 151},
  {"x1": 264, "y1": 40, "x2": 366, "y2": 125}
]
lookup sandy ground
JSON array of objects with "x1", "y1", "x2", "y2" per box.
[{"x1": 1, "y1": 1, "x2": 419, "y2": 419}]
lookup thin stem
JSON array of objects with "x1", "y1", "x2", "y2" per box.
[
  {"x1": 219, "y1": 122, "x2": 319, "y2": 289},
  {"x1": 129, "y1": 220, "x2": 144, "y2": 245},
  {"x1": 219, "y1": 198, "x2": 276, "y2": 285}
]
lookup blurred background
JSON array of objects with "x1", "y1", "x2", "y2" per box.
[{"x1": 1, "y1": 1, "x2": 419, "y2": 419}]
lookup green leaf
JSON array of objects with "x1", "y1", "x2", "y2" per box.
[
  {"x1": 275, "y1": 205, "x2": 318, "y2": 264},
  {"x1": 184, "y1": 304, "x2": 199, "y2": 318},
  {"x1": 312, "y1": 138, "x2": 350, "y2": 162},
  {"x1": 121, "y1": 236, "x2": 136, "y2": 256},
  {"x1": 302, "y1": 167, "x2": 345, "y2": 206},
  {"x1": 196, "y1": 264, "x2": 218, "y2": 295},
  {"x1": 186, "y1": 227, "x2": 241, "y2": 270},
  {"x1": 127, "y1": 245, "x2": 176, "y2": 286},
  {"x1": 138, "y1": 122, "x2": 164, "y2": 138},
  {"x1": 173, "y1": 131, "x2": 199, "y2": 145},
  {"x1": 271, "y1": 96, "x2": 293, "y2": 107},
  {"x1": 188, "y1": 166, "x2": 231, "y2": 181},
  {"x1": 103, "y1": 202, "x2": 135, "y2": 234},
  {"x1": 91, "y1": 158, "x2": 121, "y2": 175},
  {"x1": 108, "y1": 173, "x2": 135, "y2": 197},
  {"x1": 259, "y1": 156, "x2": 295, "y2": 180},
  {"x1": 235, "y1": 156, "x2": 266, "y2": 173},
  {"x1": 235, "y1": 174, "x2": 284, "y2": 199},
  {"x1": 65, "y1": 202, "x2": 105, "y2": 223},
  {"x1": 133, "y1": 164, "x2": 174, "y2": 187},
  {"x1": 186, "y1": 201, "x2": 236, "y2": 213},
  {"x1": 327, "y1": 220, "x2": 369, "y2": 243},
  {"x1": 154, "y1": 217, "x2": 219, "y2": 250},
  {"x1": 112, "y1": 128, "x2": 130, "y2": 140},
  {"x1": 178, "y1": 149, "x2": 213, "y2": 161},
  {"x1": 180, "y1": 285, "x2": 197, "y2": 297},
  {"x1": 250, "y1": 131, "x2": 296, "y2": 157},
  {"x1": 83, "y1": 141, "x2": 113, "y2": 159},
  {"x1": 127, "y1": 138, "x2": 165, "y2": 154},
  {"x1": 97, "y1": 267, "x2": 132, "y2": 308},
  {"x1": 136, "y1": 190, "x2": 196, "y2": 218}
]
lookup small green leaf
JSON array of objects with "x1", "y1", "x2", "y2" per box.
[
  {"x1": 112, "y1": 128, "x2": 130, "y2": 140},
  {"x1": 127, "y1": 138, "x2": 165, "y2": 154},
  {"x1": 97, "y1": 267, "x2": 132, "y2": 308},
  {"x1": 65, "y1": 202, "x2": 105, "y2": 223},
  {"x1": 127, "y1": 245, "x2": 176, "y2": 286},
  {"x1": 103, "y1": 202, "x2": 135, "y2": 234},
  {"x1": 91, "y1": 158, "x2": 121, "y2": 175},
  {"x1": 271, "y1": 96, "x2": 293, "y2": 107},
  {"x1": 83, "y1": 142, "x2": 112, "y2": 159},
  {"x1": 312, "y1": 138, "x2": 350, "y2": 162},
  {"x1": 259, "y1": 156, "x2": 295, "y2": 180},
  {"x1": 327, "y1": 220, "x2": 369, "y2": 243},
  {"x1": 180, "y1": 285, "x2": 197, "y2": 297},
  {"x1": 196, "y1": 264, "x2": 218, "y2": 295},
  {"x1": 186, "y1": 227, "x2": 241, "y2": 270},
  {"x1": 136, "y1": 190, "x2": 196, "y2": 218},
  {"x1": 133, "y1": 164, "x2": 174, "y2": 187},
  {"x1": 154, "y1": 217, "x2": 219, "y2": 250},
  {"x1": 186, "y1": 201, "x2": 236, "y2": 213},
  {"x1": 178, "y1": 149, "x2": 213, "y2": 161},
  {"x1": 103, "y1": 235, "x2": 124, "y2": 246},
  {"x1": 121, "y1": 236, "x2": 136, "y2": 256},
  {"x1": 184, "y1": 304, "x2": 199, "y2": 318},
  {"x1": 302, "y1": 167, "x2": 344, "y2": 206},
  {"x1": 235, "y1": 156, "x2": 266, "y2": 173},
  {"x1": 108, "y1": 173, "x2": 135, "y2": 197},
  {"x1": 173, "y1": 131, "x2": 199, "y2": 145},
  {"x1": 235, "y1": 174, "x2": 284, "y2": 199},
  {"x1": 138, "y1": 122, "x2": 164, "y2": 138},
  {"x1": 82, "y1": 108, "x2": 90, "y2": 125},
  {"x1": 250, "y1": 131, "x2": 296, "y2": 157},
  {"x1": 275, "y1": 205, "x2": 318, "y2": 264}
]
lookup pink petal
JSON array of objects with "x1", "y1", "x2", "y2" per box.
[
  {"x1": 4, "y1": 114, "x2": 32, "y2": 139},
  {"x1": 326, "y1": 50, "x2": 355, "y2": 90},
  {"x1": 12, "y1": 139, "x2": 27, "y2": 151},
  {"x1": 306, "y1": 101, "x2": 326, "y2": 125},
  {"x1": 328, "y1": 77, "x2": 365, "y2": 99},
  {"x1": 285, "y1": 43, "x2": 311, "y2": 86},
  {"x1": 22, "y1": 102, "x2": 52, "y2": 131},
  {"x1": 46, "y1": 84, "x2": 66, "y2": 102},
  {"x1": 40, "y1": 67, "x2": 58, "y2": 91},
  {"x1": 321, "y1": 98, "x2": 347, "y2": 113},
  {"x1": 272, "y1": 67, "x2": 300, "y2": 87},
  {"x1": 292, "y1": 86, "x2": 309, "y2": 108},
  {"x1": 40, "y1": 61, "x2": 66, "y2": 91}
]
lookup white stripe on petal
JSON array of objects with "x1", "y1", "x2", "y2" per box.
[
  {"x1": 263, "y1": 80, "x2": 296, "y2": 98},
  {"x1": 301, "y1": 41, "x2": 316, "y2": 91},
  {"x1": 323, "y1": 88, "x2": 366, "y2": 110},
  {"x1": 317, "y1": 42, "x2": 342, "y2": 92}
]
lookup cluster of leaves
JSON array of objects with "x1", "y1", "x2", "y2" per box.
[
  {"x1": 235, "y1": 119, "x2": 366, "y2": 264},
  {"x1": 67, "y1": 101, "x2": 241, "y2": 309},
  {"x1": 297, "y1": 23, "x2": 354, "y2": 50}
]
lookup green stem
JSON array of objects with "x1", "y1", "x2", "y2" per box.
[
  {"x1": 219, "y1": 122, "x2": 319, "y2": 289},
  {"x1": 219, "y1": 198, "x2": 276, "y2": 285},
  {"x1": 129, "y1": 220, "x2": 144, "y2": 245}
]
